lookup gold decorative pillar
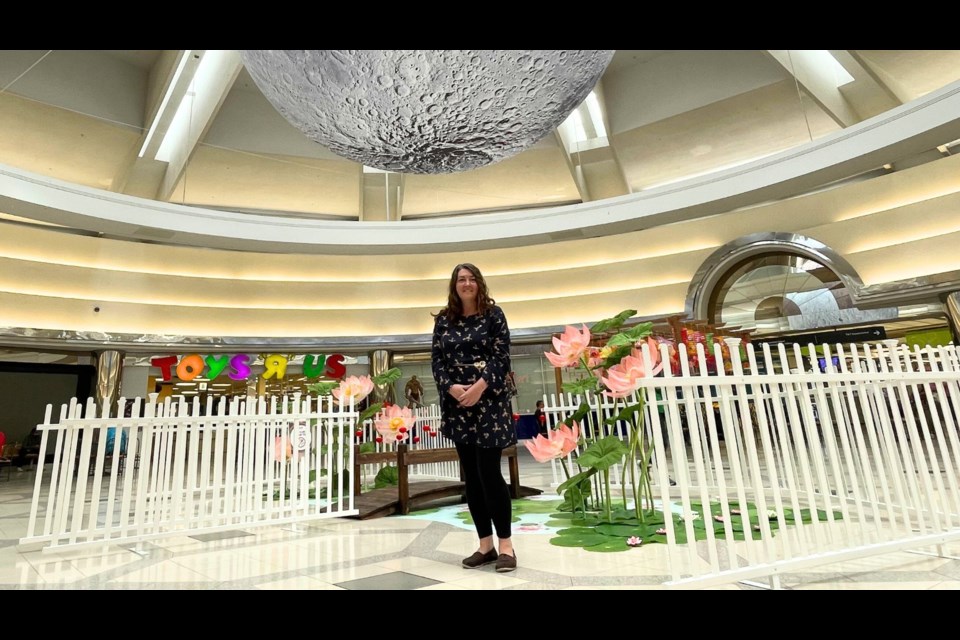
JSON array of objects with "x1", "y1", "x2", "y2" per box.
[
  {"x1": 94, "y1": 350, "x2": 124, "y2": 417},
  {"x1": 369, "y1": 349, "x2": 396, "y2": 404}
]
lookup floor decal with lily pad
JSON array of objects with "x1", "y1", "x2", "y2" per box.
[
  {"x1": 396, "y1": 495, "x2": 566, "y2": 534},
  {"x1": 396, "y1": 496, "x2": 842, "y2": 553}
]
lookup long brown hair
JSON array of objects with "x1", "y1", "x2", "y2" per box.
[{"x1": 434, "y1": 263, "x2": 496, "y2": 321}]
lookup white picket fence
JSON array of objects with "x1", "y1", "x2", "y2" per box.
[
  {"x1": 354, "y1": 404, "x2": 460, "y2": 484},
  {"x1": 545, "y1": 341, "x2": 960, "y2": 588},
  {"x1": 20, "y1": 394, "x2": 359, "y2": 551}
]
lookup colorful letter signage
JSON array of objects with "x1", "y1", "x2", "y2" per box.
[{"x1": 149, "y1": 353, "x2": 347, "y2": 382}]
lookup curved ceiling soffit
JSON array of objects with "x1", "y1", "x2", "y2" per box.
[
  {"x1": 684, "y1": 232, "x2": 864, "y2": 322},
  {"x1": 2, "y1": 81, "x2": 960, "y2": 255},
  {"x1": 0, "y1": 323, "x2": 570, "y2": 355}
]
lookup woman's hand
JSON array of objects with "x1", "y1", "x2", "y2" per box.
[
  {"x1": 457, "y1": 378, "x2": 488, "y2": 407},
  {"x1": 448, "y1": 384, "x2": 468, "y2": 400}
]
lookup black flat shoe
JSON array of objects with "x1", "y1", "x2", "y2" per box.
[
  {"x1": 462, "y1": 549, "x2": 498, "y2": 569},
  {"x1": 495, "y1": 552, "x2": 517, "y2": 573}
]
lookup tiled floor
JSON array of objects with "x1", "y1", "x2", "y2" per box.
[{"x1": 1, "y1": 451, "x2": 959, "y2": 590}]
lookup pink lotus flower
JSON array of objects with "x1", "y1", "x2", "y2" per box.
[
  {"x1": 524, "y1": 421, "x2": 580, "y2": 463},
  {"x1": 626, "y1": 536, "x2": 642, "y2": 547},
  {"x1": 599, "y1": 338, "x2": 663, "y2": 398},
  {"x1": 332, "y1": 375, "x2": 375, "y2": 406},
  {"x1": 375, "y1": 404, "x2": 417, "y2": 444},
  {"x1": 544, "y1": 324, "x2": 591, "y2": 368},
  {"x1": 273, "y1": 435, "x2": 292, "y2": 461}
]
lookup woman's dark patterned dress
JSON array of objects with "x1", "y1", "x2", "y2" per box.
[{"x1": 431, "y1": 305, "x2": 516, "y2": 448}]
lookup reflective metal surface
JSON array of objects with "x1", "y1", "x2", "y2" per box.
[
  {"x1": 0, "y1": 324, "x2": 565, "y2": 353},
  {"x1": 94, "y1": 350, "x2": 122, "y2": 416},
  {"x1": 946, "y1": 291, "x2": 960, "y2": 344},
  {"x1": 684, "y1": 231, "x2": 960, "y2": 320},
  {"x1": 368, "y1": 349, "x2": 395, "y2": 405}
]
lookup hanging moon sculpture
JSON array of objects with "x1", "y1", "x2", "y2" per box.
[{"x1": 240, "y1": 50, "x2": 614, "y2": 174}]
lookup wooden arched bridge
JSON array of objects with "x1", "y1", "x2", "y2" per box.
[{"x1": 350, "y1": 444, "x2": 542, "y2": 519}]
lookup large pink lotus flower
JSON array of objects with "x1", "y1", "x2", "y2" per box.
[
  {"x1": 545, "y1": 324, "x2": 591, "y2": 368},
  {"x1": 375, "y1": 404, "x2": 417, "y2": 444},
  {"x1": 332, "y1": 375, "x2": 375, "y2": 406},
  {"x1": 600, "y1": 337, "x2": 664, "y2": 398},
  {"x1": 524, "y1": 421, "x2": 580, "y2": 463}
]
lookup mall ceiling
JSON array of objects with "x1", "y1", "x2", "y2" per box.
[{"x1": 2, "y1": 50, "x2": 959, "y2": 242}]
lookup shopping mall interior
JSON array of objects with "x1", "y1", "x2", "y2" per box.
[{"x1": 1, "y1": 50, "x2": 960, "y2": 589}]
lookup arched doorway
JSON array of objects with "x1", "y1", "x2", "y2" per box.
[
  {"x1": 684, "y1": 233, "x2": 951, "y2": 343},
  {"x1": 707, "y1": 253, "x2": 896, "y2": 336}
]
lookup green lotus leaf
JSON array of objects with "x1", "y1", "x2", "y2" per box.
[
  {"x1": 374, "y1": 465, "x2": 398, "y2": 488},
  {"x1": 604, "y1": 402, "x2": 645, "y2": 426},
  {"x1": 795, "y1": 508, "x2": 844, "y2": 522},
  {"x1": 577, "y1": 436, "x2": 629, "y2": 471},
  {"x1": 556, "y1": 526, "x2": 605, "y2": 538},
  {"x1": 590, "y1": 310, "x2": 637, "y2": 335},
  {"x1": 561, "y1": 486, "x2": 588, "y2": 512},
  {"x1": 372, "y1": 367, "x2": 402, "y2": 385},
  {"x1": 306, "y1": 381, "x2": 339, "y2": 396},
  {"x1": 584, "y1": 538, "x2": 632, "y2": 552},
  {"x1": 358, "y1": 402, "x2": 383, "y2": 423},
  {"x1": 512, "y1": 500, "x2": 563, "y2": 514},
  {"x1": 551, "y1": 533, "x2": 611, "y2": 547},
  {"x1": 552, "y1": 526, "x2": 613, "y2": 546},
  {"x1": 595, "y1": 523, "x2": 663, "y2": 537},
  {"x1": 652, "y1": 524, "x2": 688, "y2": 544},
  {"x1": 550, "y1": 536, "x2": 603, "y2": 547},
  {"x1": 557, "y1": 468, "x2": 597, "y2": 494},
  {"x1": 563, "y1": 377, "x2": 601, "y2": 395},
  {"x1": 607, "y1": 322, "x2": 654, "y2": 347}
]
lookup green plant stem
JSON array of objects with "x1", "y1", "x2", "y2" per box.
[
  {"x1": 580, "y1": 365, "x2": 601, "y2": 512},
  {"x1": 628, "y1": 421, "x2": 641, "y2": 521},
  {"x1": 558, "y1": 454, "x2": 586, "y2": 517},
  {"x1": 645, "y1": 442, "x2": 656, "y2": 513},
  {"x1": 603, "y1": 468, "x2": 612, "y2": 523},
  {"x1": 634, "y1": 397, "x2": 648, "y2": 520},
  {"x1": 611, "y1": 396, "x2": 629, "y2": 512},
  {"x1": 557, "y1": 454, "x2": 572, "y2": 507}
]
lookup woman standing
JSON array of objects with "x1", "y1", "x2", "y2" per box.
[{"x1": 431, "y1": 263, "x2": 517, "y2": 572}]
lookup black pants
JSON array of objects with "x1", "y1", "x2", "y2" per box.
[{"x1": 455, "y1": 442, "x2": 512, "y2": 540}]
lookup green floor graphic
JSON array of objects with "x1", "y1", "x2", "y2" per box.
[{"x1": 397, "y1": 496, "x2": 842, "y2": 553}]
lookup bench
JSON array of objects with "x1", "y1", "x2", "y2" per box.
[{"x1": 352, "y1": 444, "x2": 540, "y2": 517}]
